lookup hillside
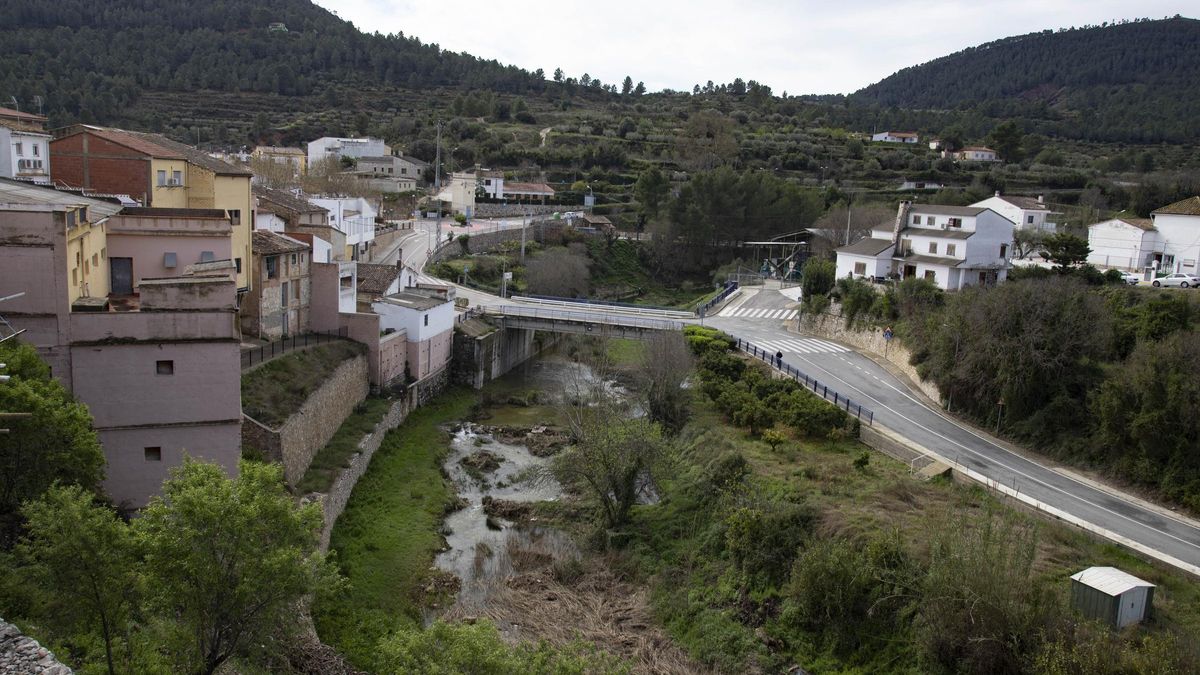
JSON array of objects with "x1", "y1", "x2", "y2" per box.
[{"x1": 851, "y1": 17, "x2": 1200, "y2": 143}]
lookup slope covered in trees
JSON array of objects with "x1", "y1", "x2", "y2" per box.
[
  {"x1": 0, "y1": 0, "x2": 547, "y2": 125},
  {"x1": 851, "y1": 17, "x2": 1200, "y2": 143}
]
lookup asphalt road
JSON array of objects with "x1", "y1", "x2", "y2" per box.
[{"x1": 395, "y1": 234, "x2": 1200, "y2": 574}]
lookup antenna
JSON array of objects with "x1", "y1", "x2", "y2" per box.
[
  {"x1": 7, "y1": 96, "x2": 17, "y2": 113},
  {"x1": 33, "y1": 95, "x2": 43, "y2": 115}
]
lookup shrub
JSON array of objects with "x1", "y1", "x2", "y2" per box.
[{"x1": 724, "y1": 498, "x2": 816, "y2": 587}]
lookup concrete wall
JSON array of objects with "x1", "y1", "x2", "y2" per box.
[
  {"x1": 801, "y1": 311, "x2": 942, "y2": 404},
  {"x1": 429, "y1": 221, "x2": 565, "y2": 264},
  {"x1": 452, "y1": 324, "x2": 543, "y2": 389},
  {"x1": 241, "y1": 353, "x2": 369, "y2": 487},
  {"x1": 106, "y1": 232, "x2": 232, "y2": 289},
  {"x1": 406, "y1": 328, "x2": 452, "y2": 381}
]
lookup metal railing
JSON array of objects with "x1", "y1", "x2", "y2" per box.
[
  {"x1": 518, "y1": 293, "x2": 682, "y2": 313},
  {"x1": 240, "y1": 328, "x2": 350, "y2": 370},
  {"x1": 479, "y1": 305, "x2": 685, "y2": 331},
  {"x1": 735, "y1": 337, "x2": 874, "y2": 425},
  {"x1": 695, "y1": 281, "x2": 739, "y2": 317}
]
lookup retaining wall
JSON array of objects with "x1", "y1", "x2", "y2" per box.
[
  {"x1": 242, "y1": 354, "x2": 370, "y2": 487},
  {"x1": 310, "y1": 366, "x2": 449, "y2": 550},
  {"x1": 429, "y1": 221, "x2": 568, "y2": 264},
  {"x1": 801, "y1": 311, "x2": 942, "y2": 403}
]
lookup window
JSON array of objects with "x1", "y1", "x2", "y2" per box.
[
  {"x1": 1026, "y1": 215, "x2": 1034, "y2": 224},
  {"x1": 290, "y1": 253, "x2": 297, "y2": 265},
  {"x1": 401, "y1": 167, "x2": 408, "y2": 174},
  {"x1": 235, "y1": 258, "x2": 242, "y2": 274},
  {"x1": 854, "y1": 262, "x2": 866, "y2": 275},
  {"x1": 340, "y1": 275, "x2": 353, "y2": 290},
  {"x1": 946, "y1": 244, "x2": 957, "y2": 256},
  {"x1": 156, "y1": 360, "x2": 174, "y2": 375},
  {"x1": 157, "y1": 170, "x2": 167, "y2": 186},
  {"x1": 32, "y1": 144, "x2": 39, "y2": 157},
  {"x1": 294, "y1": 282, "x2": 301, "y2": 300},
  {"x1": 199, "y1": 251, "x2": 215, "y2": 263},
  {"x1": 911, "y1": 215, "x2": 920, "y2": 224},
  {"x1": 281, "y1": 281, "x2": 289, "y2": 307},
  {"x1": 999, "y1": 244, "x2": 1008, "y2": 258},
  {"x1": 144, "y1": 447, "x2": 162, "y2": 462},
  {"x1": 926, "y1": 216, "x2": 935, "y2": 225},
  {"x1": 92, "y1": 252, "x2": 98, "y2": 266},
  {"x1": 948, "y1": 218, "x2": 962, "y2": 228},
  {"x1": 928, "y1": 242, "x2": 938, "y2": 254},
  {"x1": 13, "y1": 142, "x2": 22, "y2": 156},
  {"x1": 171, "y1": 170, "x2": 182, "y2": 185},
  {"x1": 266, "y1": 256, "x2": 278, "y2": 279},
  {"x1": 423, "y1": 314, "x2": 429, "y2": 327},
  {"x1": 163, "y1": 252, "x2": 178, "y2": 268},
  {"x1": 924, "y1": 270, "x2": 936, "y2": 281},
  {"x1": 229, "y1": 209, "x2": 241, "y2": 226}
]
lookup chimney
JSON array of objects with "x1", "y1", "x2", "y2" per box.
[
  {"x1": 1038, "y1": 194, "x2": 1044, "y2": 204},
  {"x1": 891, "y1": 201, "x2": 911, "y2": 245},
  {"x1": 994, "y1": 190, "x2": 1000, "y2": 198}
]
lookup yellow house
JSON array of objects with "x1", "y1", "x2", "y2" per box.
[
  {"x1": 48, "y1": 126, "x2": 254, "y2": 292},
  {"x1": 252, "y1": 146, "x2": 307, "y2": 175}
]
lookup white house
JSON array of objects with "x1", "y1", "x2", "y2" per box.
[
  {"x1": 434, "y1": 171, "x2": 478, "y2": 217},
  {"x1": 1147, "y1": 196, "x2": 1200, "y2": 274},
  {"x1": 1086, "y1": 218, "x2": 1160, "y2": 272},
  {"x1": 971, "y1": 193, "x2": 1058, "y2": 233},
  {"x1": 835, "y1": 202, "x2": 1015, "y2": 290},
  {"x1": 871, "y1": 131, "x2": 919, "y2": 144},
  {"x1": 307, "y1": 137, "x2": 388, "y2": 170},
  {"x1": 950, "y1": 146, "x2": 1000, "y2": 162},
  {"x1": 310, "y1": 196, "x2": 377, "y2": 259},
  {"x1": 0, "y1": 114, "x2": 52, "y2": 185},
  {"x1": 501, "y1": 181, "x2": 555, "y2": 203},
  {"x1": 356, "y1": 155, "x2": 427, "y2": 184},
  {"x1": 478, "y1": 170, "x2": 505, "y2": 199},
  {"x1": 371, "y1": 290, "x2": 455, "y2": 380}
]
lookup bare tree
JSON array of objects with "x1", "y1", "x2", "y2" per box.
[
  {"x1": 637, "y1": 331, "x2": 694, "y2": 433},
  {"x1": 301, "y1": 157, "x2": 378, "y2": 198},
  {"x1": 525, "y1": 248, "x2": 590, "y2": 297},
  {"x1": 808, "y1": 204, "x2": 894, "y2": 256},
  {"x1": 249, "y1": 156, "x2": 300, "y2": 190}
]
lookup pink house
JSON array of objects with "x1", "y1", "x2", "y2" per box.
[
  {"x1": 104, "y1": 207, "x2": 234, "y2": 294},
  {"x1": 371, "y1": 290, "x2": 455, "y2": 381},
  {"x1": 0, "y1": 179, "x2": 241, "y2": 508}
]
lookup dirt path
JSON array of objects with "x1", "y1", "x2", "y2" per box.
[{"x1": 540, "y1": 126, "x2": 552, "y2": 147}]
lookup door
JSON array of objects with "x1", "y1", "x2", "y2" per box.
[
  {"x1": 110, "y1": 257, "x2": 133, "y2": 295},
  {"x1": 903, "y1": 264, "x2": 917, "y2": 278}
]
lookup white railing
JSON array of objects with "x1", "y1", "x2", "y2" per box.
[{"x1": 479, "y1": 304, "x2": 685, "y2": 331}]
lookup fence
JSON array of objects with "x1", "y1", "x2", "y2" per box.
[
  {"x1": 735, "y1": 337, "x2": 874, "y2": 425},
  {"x1": 240, "y1": 328, "x2": 351, "y2": 370},
  {"x1": 480, "y1": 305, "x2": 685, "y2": 332},
  {"x1": 695, "y1": 281, "x2": 739, "y2": 317},
  {"x1": 519, "y1": 293, "x2": 682, "y2": 313}
]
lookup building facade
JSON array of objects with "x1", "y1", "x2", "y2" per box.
[
  {"x1": 306, "y1": 136, "x2": 388, "y2": 170},
  {"x1": 0, "y1": 108, "x2": 51, "y2": 185},
  {"x1": 0, "y1": 180, "x2": 241, "y2": 508},
  {"x1": 371, "y1": 290, "x2": 455, "y2": 381},
  {"x1": 971, "y1": 193, "x2": 1058, "y2": 233},
  {"x1": 244, "y1": 231, "x2": 311, "y2": 339},
  {"x1": 1086, "y1": 218, "x2": 1160, "y2": 271},
  {"x1": 1147, "y1": 196, "x2": 1200, "y2": 274},
  {"x1": 871, "y1": 131, "x2": 919, "y2": 143}
]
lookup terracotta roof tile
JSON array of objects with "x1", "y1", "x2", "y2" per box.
[
  {"x1": 252, "y1": 230, "x2": 309, "y2": 256},
  {"x1": 356, "y1": 263, "x2": 400, "y2": 295},
  {"x1": 1152, "y1": 196, "x2": 1200, "y2": 216}
]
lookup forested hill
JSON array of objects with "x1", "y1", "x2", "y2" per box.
[
  {"x1": 851, "y1": 17, "x2": 1200, "y2": 143},
  {"x1": 0, "y1": 0, "x2": 547, "y2": 125}
]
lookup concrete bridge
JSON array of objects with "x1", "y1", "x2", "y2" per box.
[{"x1": 476, "y1": 304, "x2": 689, "y2": 340}]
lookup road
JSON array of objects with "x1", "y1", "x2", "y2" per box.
[{"x1": 384, "y1": 229, "x2": 1200, "y2": 575}]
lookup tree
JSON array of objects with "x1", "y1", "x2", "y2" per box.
[
  {"x1": 1040, "y1": 232, "x2": 1090, "y2": 271},
  {"x1": 637, "y1": 331, "x2": 694, "y2": 433},
  {"x1": 808, "y1": 203, "x2": 893, "y2": 255},
  {"x1": 20, "y1": 485, "x2": 137, "y2": 675},
  {"x1": 1012, "y1": 228, "x2": 1047, "y2": 260},
  {"x1": 621, "y1": 75, "x2": 633, "y2": 96},
  {"x1": 800, "y1": 258, "x2": 836, "y2": 309},
  {"x1": 553, "y1": 67, "x2": 563, "y2": 82},
  {"x1": 250, "y1": 112, "x2": 271, "y2": 141},
  {"x1": 988, "y1": 120, "x2": 1025, "y2": 162},
  {"x1": 551, "y1": 418, "x2": 670, "y2": 530},
  {"x1": 679, "y1": 109, "x2": 737, "y2": 171},
  {"x1": 135, "y1": 460, "x2": 337, "y2": 675},
  {"x1": 525, "y1": 247, "x2": 590, "y2": 297},
  {"x1": 633, "y1": 166, "x2": 669, "y2": 218},
  {"x1": 633, "y1": 81, "x2": 646, "y2": 96},
  {"x1": 0, "y1": 340, "x2": 104, "y2": 542}
]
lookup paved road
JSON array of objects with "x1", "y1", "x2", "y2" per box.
[{"x1": 390, "y1": 234, "x2": 1200, "y2": 574}]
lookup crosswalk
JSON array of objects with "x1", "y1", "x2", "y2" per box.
[
  {"x1": 753, "y1": 337, "x2": 850, "y2": 355},
  {"x1": 718, "y1": 307, "x2": 798, "y2": 319}
]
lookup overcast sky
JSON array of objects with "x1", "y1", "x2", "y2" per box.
[{"x1": 314, "y1": 1, "x2": 1193, "y2": 95}]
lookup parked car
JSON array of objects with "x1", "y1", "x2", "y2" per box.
[
  {"x1": 1152, "y1": 273, "x2": 1200, "y2": 288},
  {"x1": 1120, "y1": 272, "x2": 1141, "y2": 285}
]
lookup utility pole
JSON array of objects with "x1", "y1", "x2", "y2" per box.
[
  {"x1": 434, "y1": 121, "x2": 443, "y2": 254},
  {"x1": 520, "y1": 208, "x2": 528, "y2": 264},
  {"x1": 844, "y1": 193, "x2": 853, "y2": 246}
]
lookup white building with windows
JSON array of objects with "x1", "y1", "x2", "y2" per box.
[
  {"x1": 310, "y1": 196, "x2": 377, "y2": 259},
  {"x1": 871, "y1": 131, "x2": 919, "y2": 144},
  {"x1": 0, "y1": 109, "x2": 51, "y2": 184},
  {"x1": 307, "y1": 136, "x2": 388, "y2": 170},
  {"x1": 836, "y1": 202, "x2": 1015, "y2": 290},
  {"x1": 1086, "y1": 217, "x2": 1160, "y2": 271},
  {"x1": 971, "y1": 193, "x2": 1058, "y2": 232}
]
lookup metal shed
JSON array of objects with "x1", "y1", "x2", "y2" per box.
[{"x1": 1070, "y1": 567, "x2": 1155, "y2": 628}]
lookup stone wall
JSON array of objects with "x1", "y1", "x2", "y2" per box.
[
  {"x1": 472, "y1": 203, "x2": 562, "y2": 219},
  {"x1": 242, "y1": 353, "x2": 370, "y2": 487},
  {"x1": 453, "y1": 324, "x2": 545, "y2": 389},
  {"x1": 0, "y1": 619, "x2": 72, "y2": 674},
  {"x1": 800, "y1": 311, "x2": 943, "y2": 404},
  {"x1": 429, "y1": 221, "x2": 567, "y2": 264},
  {"x1": 310, "y1": 366, "x2": 449, "y2": 550}
]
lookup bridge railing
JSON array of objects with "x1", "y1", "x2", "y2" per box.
[
  {"x1": 518, "y1": 293, "x2": 682, "y2": 313},
  {"x1": 479, "y1": 305, "x2": 685, "y2": 331},
  {"x1": 696, "y1": 281, "x2": 739, "y2": 317},
  {"x1": 735, "y1": 337, "x2": 874, "y2": 426}
]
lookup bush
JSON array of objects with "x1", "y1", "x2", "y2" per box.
[{"x1": 724, "y1": 498, "x2": 816, "y2": 587}]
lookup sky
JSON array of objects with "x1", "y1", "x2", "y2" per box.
[{"x1": 314, "y1": 1, "x2": 1193, "y2": 95}]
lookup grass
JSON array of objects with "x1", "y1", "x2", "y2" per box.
[
  {"x1": 295, "y1": 397, "x2": 395, "y2": 495},
  {"x1": 313, "y1": 389, "x2": 476, "y2": 669},
  {"x1": 240, "y1": 341, "x2": 363, "y2": 427}
]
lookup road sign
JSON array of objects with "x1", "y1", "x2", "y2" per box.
[{"x1": 503, "y1": 272, "x2": 512, "y2": 280}]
